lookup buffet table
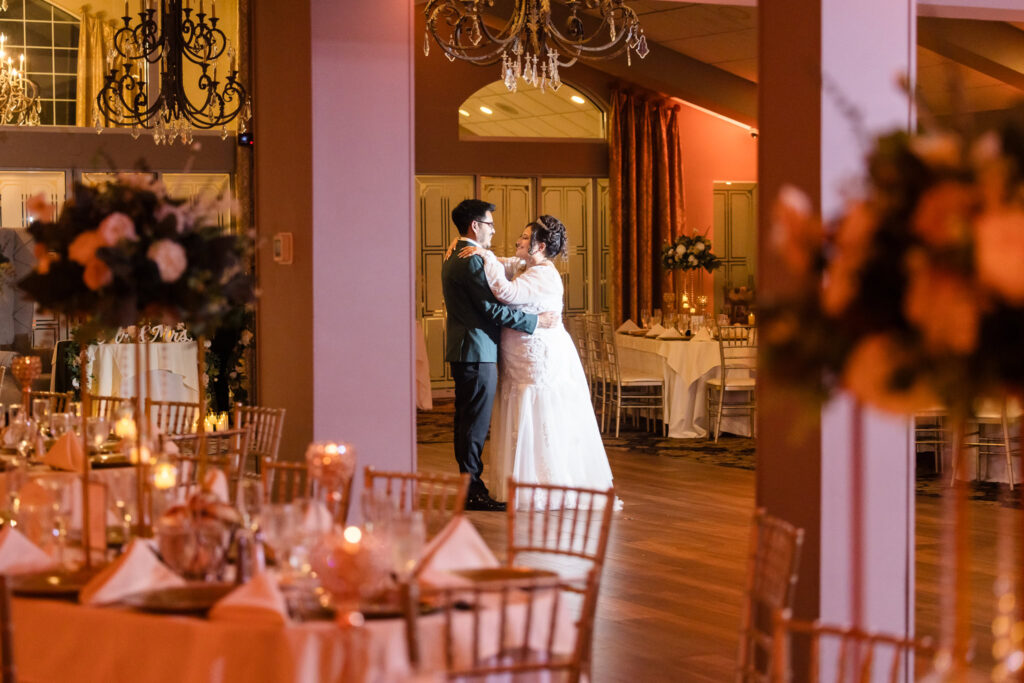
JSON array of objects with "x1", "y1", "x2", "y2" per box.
[
  {"x1": 87, "y1": 342, "x2": 200, "y2": 404},
  {"x1": 615, "y1": 333, "x2": 752, "y2": 439}
]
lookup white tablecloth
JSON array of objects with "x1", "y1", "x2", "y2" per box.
[
  {"x1": 615, "y1": 333, "x2": 753, "y2": 439},
  {"x1": 87, "y1": 342, "x2": 200, "y2": 404}
]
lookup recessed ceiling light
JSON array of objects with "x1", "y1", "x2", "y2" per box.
[
  {"x1": 725, "y1": 181, "x2": 732, "y2": 185},
  {"x1": 570, "y1": 95, "x2": 586, "y2": 105},
  {"x1": 479, "y1": 106, "x2": 493, "y2": 115},
  {"x1": 459, "y1": 109, "x2": 470, "y2": 117}
]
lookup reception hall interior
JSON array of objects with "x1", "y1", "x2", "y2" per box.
[{"x1": 0, "y1": 0, "x2": 1021, "y2": 680}]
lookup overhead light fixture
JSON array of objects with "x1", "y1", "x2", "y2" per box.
[
  {"x1": 424, "y1": 0, "x2": 648, "y2": 94},
  {"x1": 570, "y1": 94, "x2": 585, "y2": 104},
  {"x1": 0, "y1": 34, "x2": 40, "y2": 125},
  {"x1": 96, "y1": 0, "x2": 251, "y2": 145},
  {"x1": 459, "y1": 108, "x2": 470, "y2": 117},
  {"x1": 479, "y1": 106, "x2": 493, "y2": 115}
]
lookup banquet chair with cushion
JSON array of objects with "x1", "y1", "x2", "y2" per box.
[
  {"x1": 162, "y1": 427, "x2": 252, "y2": 503},
  {"x1": 707, "y1": 325, "x2": 757, "y2": 442},
  {"x1": 406, "y1": 575, "x2": 590, "y2": 682},
  {"x1": 737, "y1": 508, "x2": 805, "y2": 683},
  {"x1": 261, "y1": 457, "x2": 311, "y2": 504},
  {"x1": 233, "y1": 403, "x2": 286, "y2": 474},
  {"x1": 363, "y1": 467, "x2": 469, "y2": 538},
  {"x1": 769, "y1": 608, "x2": 935, "y2": 682},
  {"x1": 598, "y1": 321, "x2": 665, "y2": 437},
  {"x1": 146, "y1": 398, "x2": 200, "y2": 435},
  {"x1": 27, "y1": 390, "x2": 72, "y2": 414},
  {"x1": 87, "y1": 394, "x2": 136, "y2": 420}
]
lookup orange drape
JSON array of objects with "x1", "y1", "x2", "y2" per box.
[{"x1": 609, "y1": 90, "x2": 686, "y2": 325}]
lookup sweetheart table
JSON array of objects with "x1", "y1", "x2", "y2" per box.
[
  {"x1": 615, "y1": 333, "x2": 752, "y2": 439},
  {"x1": 87, "y1": 342, "x2": 200, "y2": 404}
]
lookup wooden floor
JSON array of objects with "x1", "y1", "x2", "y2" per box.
[{"x1": 418, "y1": 436, "x2": 1010, "y2": 681}]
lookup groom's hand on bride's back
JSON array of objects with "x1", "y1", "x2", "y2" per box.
[{"x1": 537, "y1": 312, "x2": 560, "y2": 328}]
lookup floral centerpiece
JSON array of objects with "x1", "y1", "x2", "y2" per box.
[
  {"x1": 661, "y1": 233, "x2": 721, "y2": 272},
  {"x1": 19, "y1": 174, "x2": 254, "y2": 342},
  {"x1": 763, "y1": 107, "x2": 1024, "y2": 417}
]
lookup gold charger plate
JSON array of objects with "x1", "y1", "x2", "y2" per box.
[
  {"x1": 450, "y1": 567, "x2": 558, "y2": 582},
  {"x1": 121, "y1": 582, "x2": 235, "y2": 615},
  {"x1": 624, "y1": 329, "x2": 650, "y2": 337},
  {"x1": 90, "y1": 452, "x2": 131, "y2": 468},
  {"x1": 12, "y1": 567, "x2": 99, "y2": 598}
]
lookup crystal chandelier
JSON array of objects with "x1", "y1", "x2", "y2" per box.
[
  {"x1": 0, "y1": 34, "x2": 40, "y2": 126},
  {"x1": 424, "y1": 0, "x2": 649, "y2": 94},
  {"x1": 96, "y1": 0, "x2": 251, "y2": 145}
]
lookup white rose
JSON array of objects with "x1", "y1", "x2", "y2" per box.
[
  {"x1": 240, "y1": 330, "x2": 254, "y2": 346},
  {"x1": 675, "y1": 244, "x2": 685, "y2": 257},
  {"x1": 694, "y1": 241, "x2": 706, "y2": 253},
  {"x1": 147, "y1": 239, "x2": 188, "y2": 282},
  {"x1": 688, "y1": 255, "x2": 698, "y2": 266}
]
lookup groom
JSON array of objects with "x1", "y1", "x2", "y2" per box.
[{"x1": 442, "y1": 199, "x2": 557, "y2": 511}]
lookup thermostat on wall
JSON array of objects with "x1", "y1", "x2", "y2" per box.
[{"x1": 273, "y1": 233, "x2": 293, "y2": 265}]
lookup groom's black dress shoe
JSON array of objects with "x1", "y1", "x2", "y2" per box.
[{"x1": 465, "y1": 493, "x2": 507, "y2": 512}]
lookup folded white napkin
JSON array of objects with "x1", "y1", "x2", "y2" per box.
[
  {"x1": 645, "y1": 324, "x2": 667, "y2": 338},
  {"x1": 202, "y1": 468, "x2": 230, "y2": 503},
  {"x1": 0, "y1": 526, "x2": 56, "y2": 574},
  {"x1": 615, "y1": 320, "x2": 638, "y2": 333},
  {"x1": 43, "y1": 432, "x2": 86, "y2": 472},
  {"x1": 303, "y1": 500, "x2": 334, "y2": 535},
  {"x1": 657, "y1": 327, "x2": 686, "y2": 340},
  {"x1": 79, "y1": 538, "x2": 185, "y2": 605},
  {"x1": 416, "y1": 516, "x2": 497, "y2": 589},
  {"x1": 692, "y1": 327, "x2": 713, "y2": 341},
  {"x1": 209, "y1": 572, "x2": 289, "y2": 626}
]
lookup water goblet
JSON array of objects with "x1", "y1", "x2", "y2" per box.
[
  {"x1": 88, "y1": 418, "x2": 110, "y2": 452},
  {"x1": 651, "y1": 308, "x2": 663, "y2": 327},
  {"x1": 640, "y1": 310, "x2": 651, "y2": 330},
  {"x1": 387, "y1": 511, "x2": 425, "y2": 583},
  {"x1": 32, "y1": 399, "x2": 50, "y2": 430},
  {"x1": 49, "y1": 413, "x2": 70, "y2": 439},
  {"x1": 237, "y1": 478, "x2": 263, "y2": 533}
]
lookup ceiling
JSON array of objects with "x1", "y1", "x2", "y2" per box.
[
  {"x1": 444, "y1": 1, "x2": 1024, "y2": 136},
  {"x1": 459, "y1": 81, "x2": 605, "y2": 139}
]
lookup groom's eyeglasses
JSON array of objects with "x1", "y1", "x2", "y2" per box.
[{"x1": 475, "y1": 219, "x2": 494, "y2": 226}]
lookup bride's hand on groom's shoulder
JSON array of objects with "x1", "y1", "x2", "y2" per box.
[
  {"x1": 458, "y1": 245, "x2": 489, "y2": 260},
  {"x1": 444, "y1": 238, "x2": 459, "y2": 259}
]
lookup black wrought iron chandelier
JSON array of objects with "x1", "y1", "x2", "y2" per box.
[
  {"x1": 424, "y1": 0, "x2": 648, "y2": 93},
  {"x1": 96, "y1": 0, "x2": 251, "y2": 145}
]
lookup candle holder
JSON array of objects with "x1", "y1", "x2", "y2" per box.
[{"x1": 10, "y1": 356, "x2": 41, "y2": 410}]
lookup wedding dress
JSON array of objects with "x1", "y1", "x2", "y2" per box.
[{"x1": 478, "y1": 252, "x2": 620, "y2": 510}]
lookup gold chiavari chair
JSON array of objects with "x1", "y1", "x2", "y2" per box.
[
  {"x1": 162, "y1": 427, "x2": 251, "y2": 503},
  {"x1": 363, "y1": 467, "x2": 469, "y2": 538},
  {"x1": 0, "y1": 366, "x2": 6, "y2": 395},
  {"x1": 261, "y1": 457, "x2": 310, "y2": 504},
  {"x1": 707, "y1": 324, "x2": 757, "y2": 442},
  {"x1": 737, "y1": 508, "x2": 806, "y2": 683},
  {"x1": 953, "y1": 397, "x2": 1021, "y2": 491},
  {"x1": 146, "y1": 398, "x2": 200, "y2": 435},
  {"x1": 87, "y1": 394, "x2": 136, "y2": 420},
  {"x1": 598, "y1": 321, "x2": 665, "y2": 436},
  {"x1": 770, "y1": 608, "x2": 936, "y2": 682},
  {"x1": 233, "y1": 403, "x2": 286, "y2": 474},
  {"x1": 27, "y1": 390, "x2": 72, "y2": 414},
  {"x1": 0, "y1": 574, "x2": 14, "y2": 683},
  {"x1": 406, "y1": 575, "x2": 589, "y2": 681},
  {"x1": 583, "y1": 317, "x2": 607, "y2": 416}
]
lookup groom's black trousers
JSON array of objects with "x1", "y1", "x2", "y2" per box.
[{"x1": 450, "y1": 361, "x2": 497, "y2": 497}]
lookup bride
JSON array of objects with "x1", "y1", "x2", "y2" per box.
[{"x1": 458, "y1": 215, "x2": 619, "y2": 510}]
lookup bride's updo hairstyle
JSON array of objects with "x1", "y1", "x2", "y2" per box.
[{"x1": 528, "y1": 215, "x2": 568, "y2": 259}]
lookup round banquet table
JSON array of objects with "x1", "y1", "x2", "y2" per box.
[
  {"x1": 87, "y1": 342, "x2": 200, "y2": 405},
  {"x1": 615, "y1": 333, "x2": 753, "y2": 439}
]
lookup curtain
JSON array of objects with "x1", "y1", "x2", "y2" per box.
[
  {"x1": 76, "y1": 10, "x2": 122, "y2": 128},
  {"x1": 609, "y1": 89, "x2": 686, "y2": 325}
]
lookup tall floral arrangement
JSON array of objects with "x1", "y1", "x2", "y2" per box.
[
  {"x1": 19, "y1": 174, "x2": 254, "y2": 342},
  {"x1": 661, "y1": 233, "x2": 721, "y2": 272},
  {"x1": 763, "y1": 108, "x2": 1024, "y2": 416}
]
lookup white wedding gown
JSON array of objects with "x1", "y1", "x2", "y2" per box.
[{"x1": 479, "y1": 253, "x2": 620, "y2": 510}]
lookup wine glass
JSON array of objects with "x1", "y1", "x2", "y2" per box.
[
  {"x1": 651, "y1": 308, "x2": 662, "y2": 327},
  {"x1": 87, "y1": 418, "x2": 110, "y2": 452},
  {"x1": 49, "y1": 413, "x2": 70, "y2": 439},
  {"x1": 640, "y1": 310, "x2": 651, "y2": 330},
  {"x1": 7, "y1": 404, "x2": 24, "y2": 425},
  {"x1": 32, "y1": 399, "x2": 50, "y2": 432},
  {"x1": 388, "y1": 511, "x2": 425, "y2": 582},
  {"x1": 237, "y1": 478, "x2": 263, "y2": 533}
]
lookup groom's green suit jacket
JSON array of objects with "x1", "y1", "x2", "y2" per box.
[{"x1": 442, "y1": 238, "x2": 538, "y2": 363}]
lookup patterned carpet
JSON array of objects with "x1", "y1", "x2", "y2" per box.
[{"x1": 418, "y1": 400, "x2": 1016, "y2": 507}]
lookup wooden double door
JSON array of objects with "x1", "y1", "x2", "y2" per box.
[{"x1": 416, "y1": 175, "x2": 610, "y2": 389}]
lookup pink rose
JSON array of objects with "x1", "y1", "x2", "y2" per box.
[
  {"x1": 912, "y1": 182, "x2": 976, "y2": 248},
  {"x1": 25, "y1": 193, "x2": 54, "y2": 223},
  {"x1": 842, "y1": 334, "x2": 938, "y2": 414},
  {"x1": 82, "y1": 258, "x2": 112, "y2": 291},
  {"x1": 975, "y1": 208, "x2": 1024, "y2": 304},
  {"x1": 68, "y1": 230, "x2": 105, "y2": 265},
  {"x1": 97, "y1": 212, "x2": 138, "y2": 245},
  {"x1": 903, "y1": 252, "x2": 979, "y2": 354},
  {"x1": 147, "y1": 239, "x2": 188, "y2": 282}
]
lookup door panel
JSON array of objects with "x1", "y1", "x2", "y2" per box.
[
  {"x1": 539, "y1": 178, "x2": 592, "y2": 315},
  {"x1": 481, "y1": 177, "x2": 533, "y2": 258}
]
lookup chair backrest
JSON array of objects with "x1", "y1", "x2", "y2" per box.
[
  {"x1": 261, "y1": 457, "x2": 310, "y2": 504},
  {"x1": 146, "y1": 398, "x2": 200, "y2": 435},
  {"x1": 87, "y1": 394, "x2": 136, "y2": 420},
  {"x1": 583, "y1": 318, "x2": 606, "y2": 381},
  {"x1": 0, "y1": 574, "x2": 14, "y2": 683},
  {"x1": 770, "y1": 609, "x2": 935, "y2": 683},
  {"x1": 233, "y1": 403, "x2": 286, "y2": 466},
  {"x1": 719, "y1": 325, "x2": 758, "y2": 380},
  {"x1": 737, "y1": 508, "x2": 806, "y2": 683},
  {"x1": 363, "y1": 466, "x2": 469, "y2": 537},
  {"x1": 597, "y1": 321, "x2": 623, "y2": 385},
  {"x1": 162, "y1": 427, "x2": 251, "y2": 503},
  {"x1": 409, "y1": 576, "x2": 588, "y2": 682},
  {"x1": 27, "y1": 390, "x2": 72, "y2": 414},
  {"x1": 0, "y1": 366, "x2": 6, "y2": 392}
]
